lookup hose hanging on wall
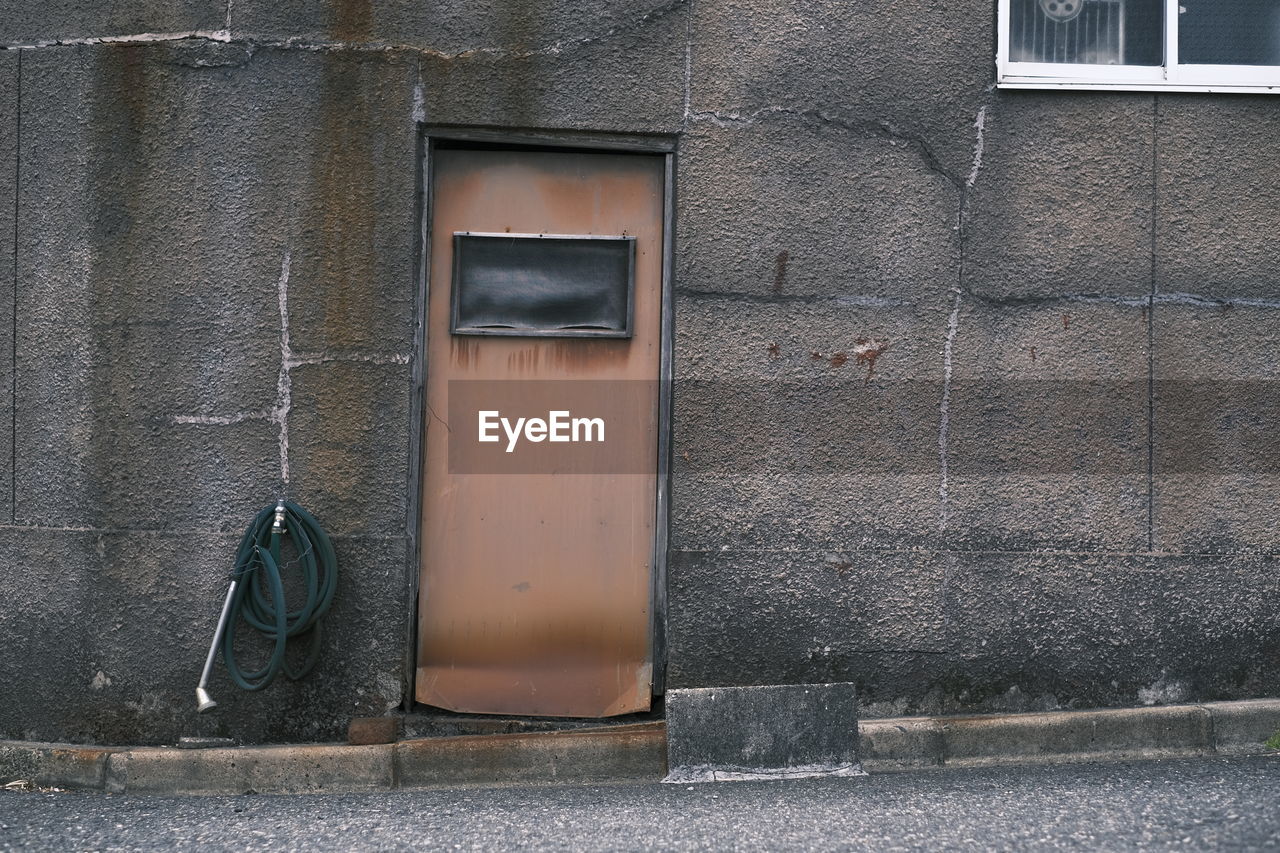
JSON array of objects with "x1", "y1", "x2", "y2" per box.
[{"x1": 195, "y1": 501, "x2": 338, "y2": 711}]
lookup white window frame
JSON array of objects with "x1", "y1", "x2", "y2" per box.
[{"x1": 997, "y1": 0, "x2": 1280, "y2": 93}]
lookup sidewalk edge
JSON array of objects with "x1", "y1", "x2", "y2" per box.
[{"x1": 3, "y1": 700, "x2": 1277, "y2": 794}]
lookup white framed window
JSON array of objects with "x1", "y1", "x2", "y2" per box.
[{"x1": 997, "y1": 0, "x2": 1280, "y2": 92}]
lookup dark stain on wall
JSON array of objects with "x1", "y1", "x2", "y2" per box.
[
  {"x1": 77, "y1": 46, "x2": 165, "y2": 743},
  {"x1": 86, "y1": 45, "x2": 153, "y2": 532},
  {"x1": 331, "y1": 0, "x2": 374, "y2": 42},
  {"x1": 310, "y1": 58, "x2": 377, "y2": 351},
  {"x1": 772, "y1": 250, "x2": 789, "y2": 293}
]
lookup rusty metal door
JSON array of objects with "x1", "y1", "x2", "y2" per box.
[{"x1": 416, "y1": 146, "x2": 666, "y2": 717}]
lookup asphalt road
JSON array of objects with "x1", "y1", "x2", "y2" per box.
[{"x1": 2, "y1": 755, "x2": 1279, "y2": 851}]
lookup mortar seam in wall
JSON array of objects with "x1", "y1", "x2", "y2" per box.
[
  {"x1": 0, "y1": 522, "x2": 409, "y2": 539},
  {"x1": 681, "y1": 0, "x2": 693, "y2": 126},
  {"x1": 10, "y1": 49, "x2": 18, "y2": 525},
  {"x1": 668, "y1": 546, "x2": 1280, "y2": 560},
  {"x1": 672, "y1": 287, "x2": 1280, "y2": 310},
  {"x1": 1147, "y1": 95, "x2": 1158, "y2": 554}
]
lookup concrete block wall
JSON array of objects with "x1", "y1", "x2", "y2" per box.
[{"x1": 1, "y1": 0, "x2": 1277, "y2": 743}]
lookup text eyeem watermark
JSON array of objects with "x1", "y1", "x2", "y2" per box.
[{"x1": 478, "y1": 410, "x2": 606, "y2": 453}]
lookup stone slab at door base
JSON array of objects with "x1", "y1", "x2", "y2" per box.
[{"x1": 663, "y1": 683, "x2": 865, "y2": 783}]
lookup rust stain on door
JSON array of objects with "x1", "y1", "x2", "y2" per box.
[{"x1": 416, "y1": 148, "x2": 665, "y2": 717}]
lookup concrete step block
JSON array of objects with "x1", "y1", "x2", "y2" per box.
[{"x1": 664, "y1": 683, "x2": 865, "y2": 783}]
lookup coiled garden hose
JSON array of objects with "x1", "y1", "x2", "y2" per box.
[{"x1": 195, "y1": 500, "x2": 338, "y2": 709}]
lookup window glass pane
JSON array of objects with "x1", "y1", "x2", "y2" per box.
[
  {"x1": 1009, "y1": 0, "x2": 1163, "y2": 65},
  {"x1": 1180, "y1": 0, "x2": 1280, "y2": 65}
]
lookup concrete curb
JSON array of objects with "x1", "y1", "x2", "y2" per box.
[
  {"x1": 2, "y1": 701, "x2": 1277, "y2": 795},
  {"x1": 859, "y1": 699, "x2": 1280, "y2": 772}
]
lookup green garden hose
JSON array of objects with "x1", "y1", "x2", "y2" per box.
[{"x1": 219, "y1": 501, "x2": 339, "y2": 691}]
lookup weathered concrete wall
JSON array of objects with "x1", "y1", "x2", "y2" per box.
[
  {"x1": 670, "y1": 1, "x2": 1280, "y2": 716},
  {"x1": 1, "y1": 50, "x2": 15, "y2": 527},
  {"x1": 3, "y1": 31, "x2": 420, "y2": 744},
  {"x1": 1, "y1": 0, "x2": 1278, "y2": 743}
]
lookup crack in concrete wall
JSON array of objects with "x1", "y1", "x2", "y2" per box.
[
  {"x1": 411, "y1": 71, "x2": 425, "y2": 124},
  {"x1": 1, "y1": 0, "x2": 689, "y2": 62},
  {"x1": 937, "y1": 287, "x2": 962, "y2": 533},
  {"x1": 273, "y1": 249, "x2": 292, "y2": 485},
  {"x1": 686, "y1": 106, "x2": 965, "y2": 192},
  {"x1": 681, "y1": 0, "x2": 693, "y2": 124},
  {"x1": 936, "y1": 99, "x2": 994, "y2": 534},
  {"x1": 2, "y1": 31, "x2": 235, "y2": 50},
  {"x1": 965, "y1": 106, "x2": 986, "y2": 190},
  {"x1": 168, "y1": 249, "x2": 410, "y2": 490}
]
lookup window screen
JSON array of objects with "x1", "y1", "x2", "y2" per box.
[
  {"x1": 1180, "y1": 0, "x2": 1280, "y2": 65},
  {"x1": 451, "y1": 232, "x2": 635, "y2": 338},
  {"x1": 1008, "y1": 0, "x2": 1163, "y2": 66}
]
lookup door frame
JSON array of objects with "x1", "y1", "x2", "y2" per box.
[{"x1": 404, "y1": 126, "x2": 677, "y2": 711}]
